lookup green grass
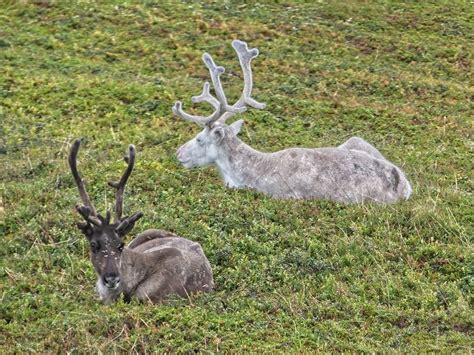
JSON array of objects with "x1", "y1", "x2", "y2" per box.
[{"x1": 1, "y1": 0, "x2": 472, "y2": 352}]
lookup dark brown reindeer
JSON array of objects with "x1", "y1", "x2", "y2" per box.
[{"x1": 69, "y1": 139, "x2": 213, "y2": 304}]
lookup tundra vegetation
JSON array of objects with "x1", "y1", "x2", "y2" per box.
[{"x1": 1, "y1": 1, "x2": 472, "y2": 352}]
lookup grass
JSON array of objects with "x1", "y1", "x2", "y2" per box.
[{"x1": 1, "y1": 0, "x2": 472, "y2": 352}]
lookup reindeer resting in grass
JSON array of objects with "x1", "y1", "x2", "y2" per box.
[
  {"x1": 173, "y1": 40, "x2": 412, "y2": 203},
  {"x1": 69, "y1": 140, "x2": 213, "y2": 304}
]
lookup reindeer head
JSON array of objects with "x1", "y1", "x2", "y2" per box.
[
  {"x1": 68, "y1": 139, "x2": 143, "y2": 290},
  {"x1": 173, "y1": 40, "x2": 266, "y2": 168}
]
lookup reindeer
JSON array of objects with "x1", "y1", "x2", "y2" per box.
[
  {"x1": 68, "y1": 139, "x2": 213, "y2": 304},
  {"x1": 173, "y1": 40, "x2": 412, "y2": 203}
]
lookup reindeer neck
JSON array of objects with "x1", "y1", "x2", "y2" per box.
[{"x1": 215, "y1": 136, "x2": 268, "y2": 188}]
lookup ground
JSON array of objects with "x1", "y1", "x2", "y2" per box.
[{"x1": 0, "y1": 0, "x2": 472, "y2": 352}]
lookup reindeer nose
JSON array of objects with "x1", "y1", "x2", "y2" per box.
[{"x1": 103, "y1": 275, "x2": 120, "y2": 288}]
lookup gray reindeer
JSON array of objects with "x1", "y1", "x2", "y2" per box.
[
  {"x1": 173, "y1": 40, "x2": 412, "y2": 203},
  {"x1": 69, "y1": 140, "x2": 213, "y2": 304}
]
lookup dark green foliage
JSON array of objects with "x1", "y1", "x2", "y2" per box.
[{"x1": 1, "y1": 0, "x2": 472, "y2": 352}]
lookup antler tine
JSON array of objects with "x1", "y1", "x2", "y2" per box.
[
  {"x1": 108, "y1": 144, "x2": 136, "y2": 222},
  {"x1": 76, "y1": 205, "x2": 101, "y2": 226},
  {"x1": 172, "y1": 100, "x2": 217, "y2": 127},
  {"x1": 202, "y1": 53, "x2": 228, "y2": 109},
  {"x1": 68, "y1": 139, "x2": 97, "y2": 217},
  {"x1": 115, "y1": 211, "x2": 144, "y2": 235},
  {"x1": 191, "y1": 82, "x2": 219, "y2": 109},
  {"x1": 218, "y1": 40, "x2": 266, "y2": 123}
]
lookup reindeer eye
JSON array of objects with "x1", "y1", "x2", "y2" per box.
[
  {"x1": 118, "y1": 243, "x2": 124, "y2": 252},
  {"x1": 90, "y1": 241, "x2": 100, "y2": 253},
  {"x1": 196, "y1": 137, "x2": 203, "y2": 144}
]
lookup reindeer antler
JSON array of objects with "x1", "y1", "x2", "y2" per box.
[
  {"x1": 173, "y1": 39, "x2": 265, "y2": 127},
  {"x1": 70, "y1": 139, "x2": 144, "y2": 233},
  {"x1": 69, "y1": 139, "x2": 98, "y2": 218},
  {"x1": 108, "y1": 145, "x2": 136, "y2": 223}
]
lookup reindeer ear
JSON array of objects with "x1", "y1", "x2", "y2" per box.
[
  {"x1": 77, "y1": 221, "x2": 93, "y2": 239},
  {"x1": 229, "y1": 119, "x2": 244, "y2": 135},
  {"x1": 212, "y1": 127, "x2": 225, "y2": 143}
]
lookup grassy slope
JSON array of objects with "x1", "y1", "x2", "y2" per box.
[{"x1": 1, "y1": 0, "x2": 472, "y2": 352}]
